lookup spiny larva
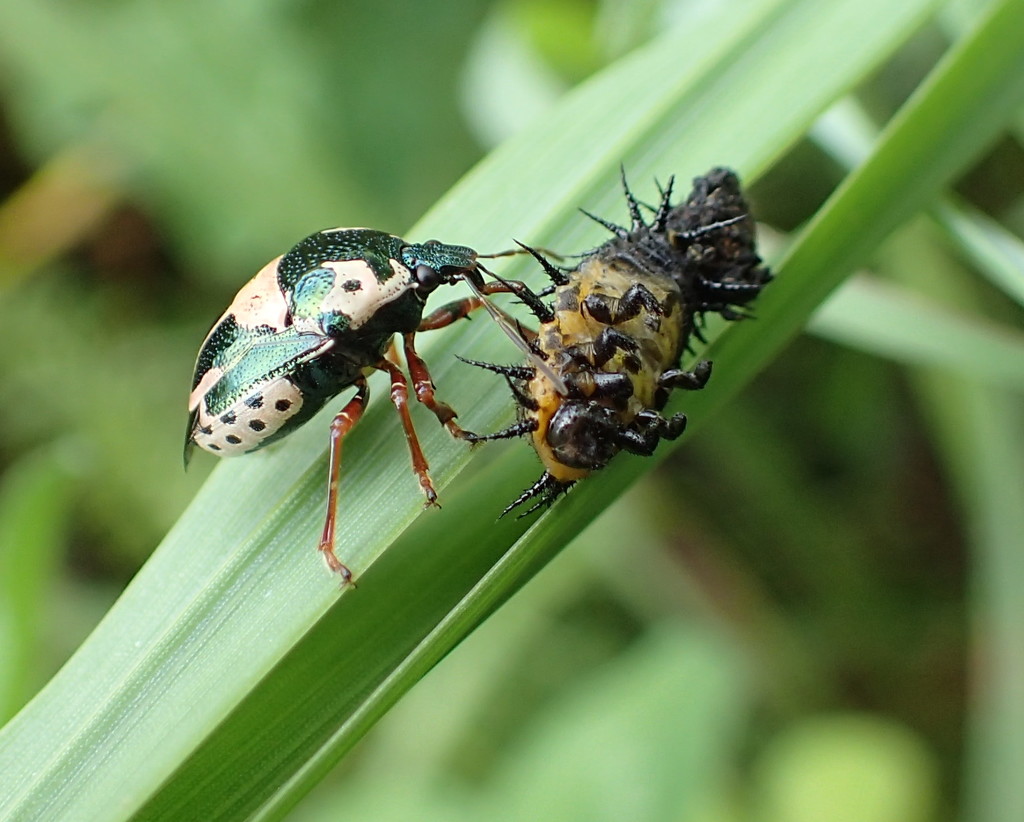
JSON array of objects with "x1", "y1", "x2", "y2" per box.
[{"x1": 459, "y1": 168, "x2": 772, "y2": 514}]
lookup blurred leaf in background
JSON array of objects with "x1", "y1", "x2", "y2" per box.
[{"x1": 0, "y1": 0, "x2": 1022, "y2": 820}]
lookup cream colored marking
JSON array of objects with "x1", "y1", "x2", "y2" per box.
[
  {"x1": 192, "y1": 377, "x2": 305, "y2": 456},
  {"x1": 313, "y1": 258, "x2": 413, "y2": 330},
  {"x1": 188, "y1": 366, "x2": 224, "y2": 413},
  {"x1": 196, "y1": 257, "x2": 289, "y2": 357}
]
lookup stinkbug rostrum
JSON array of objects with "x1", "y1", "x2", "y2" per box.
[
  {"x1": 459, "y1": 168, "x2": 772, "y2": 514},
  {"x1": 186, "y1": 227, "x2": 519, "y2": 582}
]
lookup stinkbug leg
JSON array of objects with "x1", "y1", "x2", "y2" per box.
[
  {"x1": 318, "y1": 377, "x2": 370, "y2": 583},
  {"x1": 380, "y1": 342, "x2": 439, "y2": 507},
  {"x1": 418, "y1": 296, "x2": 489, "y2": 330},
  {"x1": 402, "y1": 332, "x2": 472, "y2": 440},
  {"x1": 417, "y1": 288, "x2": 537, "y2": 341}
]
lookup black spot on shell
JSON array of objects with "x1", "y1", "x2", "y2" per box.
[
  {"x1": 342, "y1": 279, "x2": 363, "y2": 292},
  {"x1": 226, "y1": 434, "x2": 242, "y2": 445},
  {"x1": 249, "y1": 419, "x2": 267, "y2": 432},
  {"x1": 208, "y1": 443, "x2": 222, "y2": 451},
  {"x1": 220, "y1": 411, "x2": 237, "y2": 424},
  {"x1": 245, "y1": 395, "x2": 264, "y2": 409},
  {"x1": 199, "y1": 424, "x2": 213, "y2": 435},
  {"x1": 275, "y1": 398, "x2": 293, "y2": 412}
]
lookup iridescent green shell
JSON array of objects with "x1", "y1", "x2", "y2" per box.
[{"x1": 185, "y1": 228, "x2": 480, "y2": 462}]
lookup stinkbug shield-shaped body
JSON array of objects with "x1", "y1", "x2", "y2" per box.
[
  {"x1": 186, "y1": 227, "x2": 517, "y2": 582},
  {"x1": 460, "y1": 168, "x2": 773, "y2": 515}
]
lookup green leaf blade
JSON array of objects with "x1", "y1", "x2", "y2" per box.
[{"x1": 7, "y1": 0, "x2": 1011, "y2": 818}]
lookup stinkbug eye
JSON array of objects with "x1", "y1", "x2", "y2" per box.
[{"x1": 414, "y1": 263, "x2": 441, "y2": 293}]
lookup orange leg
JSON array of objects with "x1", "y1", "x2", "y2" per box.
[
  {"x1": 411, "y1": 277, "x2": 549, "y2": 443},
  {"x1": 318, "y1": 378, "x2": 370, "y2": 583},
  {"x1": 418, "y1": 296, "x2": 488, "y2": 331},
  {"x1": 416, "y1": 281, "x2": 538, "y2": 341},
  {"x1": 379, "y1": 344, "x2": 439, "y2": 507},
  {"x1": 401, "y1": 332, "x2": 475, "y2": 440}
]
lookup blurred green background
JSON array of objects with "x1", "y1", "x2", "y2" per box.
[{"x1": 0, "y1": 0, "x2": 1022, "y2": 820}]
